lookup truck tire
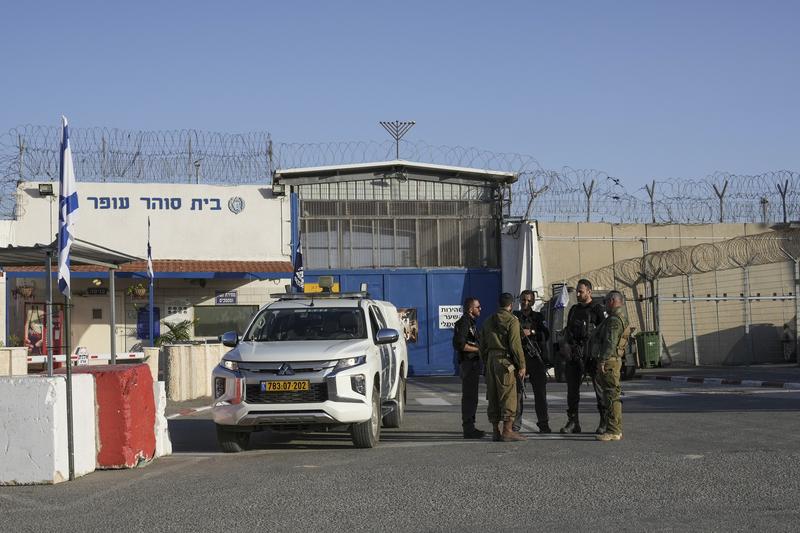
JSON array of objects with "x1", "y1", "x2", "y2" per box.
[
  {"x1": 351, "y1": 384, "x2": 381, "y2": 448},
  {"x1": 216, "y1": 424, "x2": 251, "y2": 453},
  {"x1": 382, "y1": 375, "x2": 406, "y2": 429}
]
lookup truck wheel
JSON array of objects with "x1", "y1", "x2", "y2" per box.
[
  {"x1": 351, "y1": 384, "x2": 381, "y2": 448},
  {"x1": 216, "y1": 424, "x2": 251, "y2": 453},
  {"x1": 382, "y1": 375, "x2": 406, "y2": 428}
]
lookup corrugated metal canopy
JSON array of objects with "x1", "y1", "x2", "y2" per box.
[
  {"x1": 275, "y1": 159, "x2": 518, "y2": 184},
  {"x1": 0, "y1": 238, "x2": 141, "y2": 269}
]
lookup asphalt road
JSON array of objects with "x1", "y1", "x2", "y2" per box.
[{"x1": 2, "y1": 377, "x2": 800, "y2": 532}]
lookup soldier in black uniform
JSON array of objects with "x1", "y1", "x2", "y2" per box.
[
  {"x1": 559, "y1": 279, "x2": 606, "y2": 434},
  {"x1": 453, "y1": 296, "x2": 486, "y2": 439},
  {"x1": 512, "y1": 290, "x2": 551, "y2": 433}
]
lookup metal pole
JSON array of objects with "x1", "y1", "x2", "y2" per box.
[
  {"x1": 45, "y1": 252, "x2": 54, "y2": 377},
  {"x1": 687, "y1": 274, "x2": 700, "y2": 366},
  {"x1": 743, "y1": 266, "x2": 753, "y2": 365},
  {"x1": 64, "y1": 294, "x2": 75, "y2": 481},
  {"x1": 795, "y1": 260, "x2": 800, "y2": 365},
  {"x1": 109, "y1": 268, "x2": 116, "y2": 364},
  {"x1": 149, "y1": 276, "x2": 155, "y2": 347}
]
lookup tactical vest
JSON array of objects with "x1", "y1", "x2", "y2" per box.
[
  {"x1": 568, "y1": 302, "x2": 604, "y2": 343},
  {"x1": 614, "y1": 316, "x2": 633, "y2": 358}
]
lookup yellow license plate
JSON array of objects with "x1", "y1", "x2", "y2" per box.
[{"x1": 262, "y1": 380, "x2": 310, "y2": 392}]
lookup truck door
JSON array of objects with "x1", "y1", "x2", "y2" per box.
[{"x1": 369, "y1": 305, "x2": 394, "y2": 399}]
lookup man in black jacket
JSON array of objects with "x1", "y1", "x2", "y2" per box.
[
  {"x1": 513, "y1": 290, "x2": 551, "y2": 433},
  {"x1": 452, "y1": 296, "x2": 485, "y2": 439},
  {"x1": 560, "y1": 279, "x2": 606, "y2": 434}
]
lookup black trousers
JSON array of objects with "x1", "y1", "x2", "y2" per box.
[
  {"x1": 459, "y1": 356, "x2": 481, "y2": 429},
  {"x1": 565, "y1": 358, "x2": 604, "y2": 419},
  {"x1": 514, "y1": 355, "x2": 549, "y2": 429}
]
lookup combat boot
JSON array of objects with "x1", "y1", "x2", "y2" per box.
[
  {"x1": 595, "y1": 419, "x2": 607, "y2": 435},
  {"x1": 537, "y1": 422, "x2": 552, "y2": 434},
  {"x1": 492, "y1": 422, "x2": 502, "y2": 442},
  {"x1": 560, "y1": 417, "x2": 581, "y2": 434},
  {"x1": 501, "y1": 420, "x2": 527, "y2": 442},
  {"x1": 596, "y1": 432, "x2": 622, "y2": 442},
  {"x1": 463, "y1": 426, "x2": 486, "y2": 439}
]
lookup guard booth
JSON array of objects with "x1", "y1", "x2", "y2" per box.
[{"x1": 274, "y1": 160, "x2": 517, "y2": 375}]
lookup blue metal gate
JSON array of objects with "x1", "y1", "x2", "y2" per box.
[{"x1": 307, "y1": 268, "x2": 502, "y2": 375}]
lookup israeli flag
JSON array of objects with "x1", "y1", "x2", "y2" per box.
[
  {"x1": 292, "y1": 236, "x2": 304, "y2": 292},
  {"x1": 147, "y1": 217, "x2": 154, "y2": 279},
  {"x1": 57, "y1": 116, "x2": 79, "y2": 297},
  {"x1": 554, "y1": 283, "x2": 569, "y2": 310}
]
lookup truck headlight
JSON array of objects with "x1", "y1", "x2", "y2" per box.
[
  {"x1": 221, "y1": 359, "x2": 239, "y2": 371},
  {"x1": 333, "y1": 355, "x2": 366, "y2": 373}
]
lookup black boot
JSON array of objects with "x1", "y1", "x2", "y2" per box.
[
  {"x1": 537, "y1": 422, "x2": 552, "y2": 434},
  {"x1": 595, "y1": 419, "x2": 607, "y2": 435},
  {"x1": 560, "y1": 416, "x2": 581, "y2": 434},
  {"x1": 463, "y1": 426, "x2": 486, "y2": 439}
]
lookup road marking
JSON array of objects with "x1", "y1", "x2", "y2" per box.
[
  {"x1": 625, "y1": 390, "x2": 685, "y2": 397},
  {"x1": 416, "y1": 397, "x2": 452, "y2": 406}
]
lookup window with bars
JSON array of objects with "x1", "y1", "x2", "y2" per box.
[{"x1": 301, "y1": 215, "x2": 499, "y2": 269}]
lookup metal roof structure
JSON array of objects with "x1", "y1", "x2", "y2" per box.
[
  {"x1": 0, "y1": 238, "x2": 141, "y2": 269},
  {"x1": 274, "y1": 159, "x2": 518, "y2": 184}
]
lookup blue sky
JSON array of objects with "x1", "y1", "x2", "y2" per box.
[{"x1": 1, "y1": 1, "x2": 797, "y2": 186}]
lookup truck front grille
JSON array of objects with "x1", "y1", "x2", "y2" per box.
[{"x1": 245, "y1": 383, "x2": 329, "y2": 404}]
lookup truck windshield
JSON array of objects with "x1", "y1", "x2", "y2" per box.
[{"x1": 244, "y1": 308, "x2": 368, "y2": 341}]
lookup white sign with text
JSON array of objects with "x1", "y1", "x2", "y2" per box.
[{"x1": 438, "y1": 305, "x2": 463, "y2": 329}]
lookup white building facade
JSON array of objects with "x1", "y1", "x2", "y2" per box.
[{"x1": 2, "y1": 182, "x2": 292, "y2": 354}]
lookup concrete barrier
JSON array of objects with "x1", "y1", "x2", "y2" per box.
[
  {"x1": 143, "y1": 346, "x2": 160, "y2": 382},
  {"x1": 164, "y1": 343, "x2": 227, "y2": 401},
  {"x1": 70, "y1": 364, "x2": 156, "y2": 469},
  {"x1": 0, "y1": 347, "x2": 28, "y2": 376},
  {"x1": 153, "y1": 381, "x2": 172, "y2": 457},
  {"x1": 0, "y1": 375, "x2": 96, "y2": 484}
]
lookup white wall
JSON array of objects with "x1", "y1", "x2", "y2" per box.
[
  {"x1": 12, "y1": 182, "x2": 291, "y2": 261},
  {"x1": 501, "y1": 221, "x2": 545, "y2": 299}
]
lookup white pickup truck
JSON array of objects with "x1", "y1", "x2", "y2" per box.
[{"x1": 211, "y1": 291, "x2": 409, "y2": 452}]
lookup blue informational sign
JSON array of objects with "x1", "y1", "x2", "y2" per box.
[{"x1": 137, "y1": 306, "x2": 161, "y2": 340}]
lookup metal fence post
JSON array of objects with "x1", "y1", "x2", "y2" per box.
[
  {"x1": 687, "y1": 274, "x2": 700, "y2": 366},
  {"x1": 795, "y1": 260, "x2": 800, "y2": 365},
  {"x1": 743, "y1": 266, "x2": 753, "y2": 364}
]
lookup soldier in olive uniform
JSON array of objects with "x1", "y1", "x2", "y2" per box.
[
  {"x1": 594, "y1": 290, "x2": 631, "y2": 442},
  {"x1": 480, "y1": 292, "x2": 527, "y2": 442}
]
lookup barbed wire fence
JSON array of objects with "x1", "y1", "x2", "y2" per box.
[
  {"x1": 563, "y1": 228, "x2": 800, "y2": 365},
  {"x1": 566, "y1": 228, "x2": 800, "y2": 291},
  {"x1": 1, "y1": 124, "x2": 799, "y2": 224}
]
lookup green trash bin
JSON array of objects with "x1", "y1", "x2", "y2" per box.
[{"x1": 636, "y1": 331, "x2": 661, "y2": 368}]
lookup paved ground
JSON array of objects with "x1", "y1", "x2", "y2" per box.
[
  {"x1": 3, "y1": 375, "x2": 800, "y2": 532},
  {"x1": 637, "y1": 362, "x2": 800, "y2": 384}
]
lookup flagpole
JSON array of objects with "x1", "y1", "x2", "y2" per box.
[
  {"x1": 148, "y1": 218, "x2": 155, "y2": 347},
  {"x1": 58, "y1": 115, "x2": 77, "y2": 482}
]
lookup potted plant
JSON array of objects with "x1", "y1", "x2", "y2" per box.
[
  {"x1": 126, "y1": 282, "x2": 148, "y2": 299},
  {"x1": 155, "y1": 319, "x2": 196, "y2": 346}
]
